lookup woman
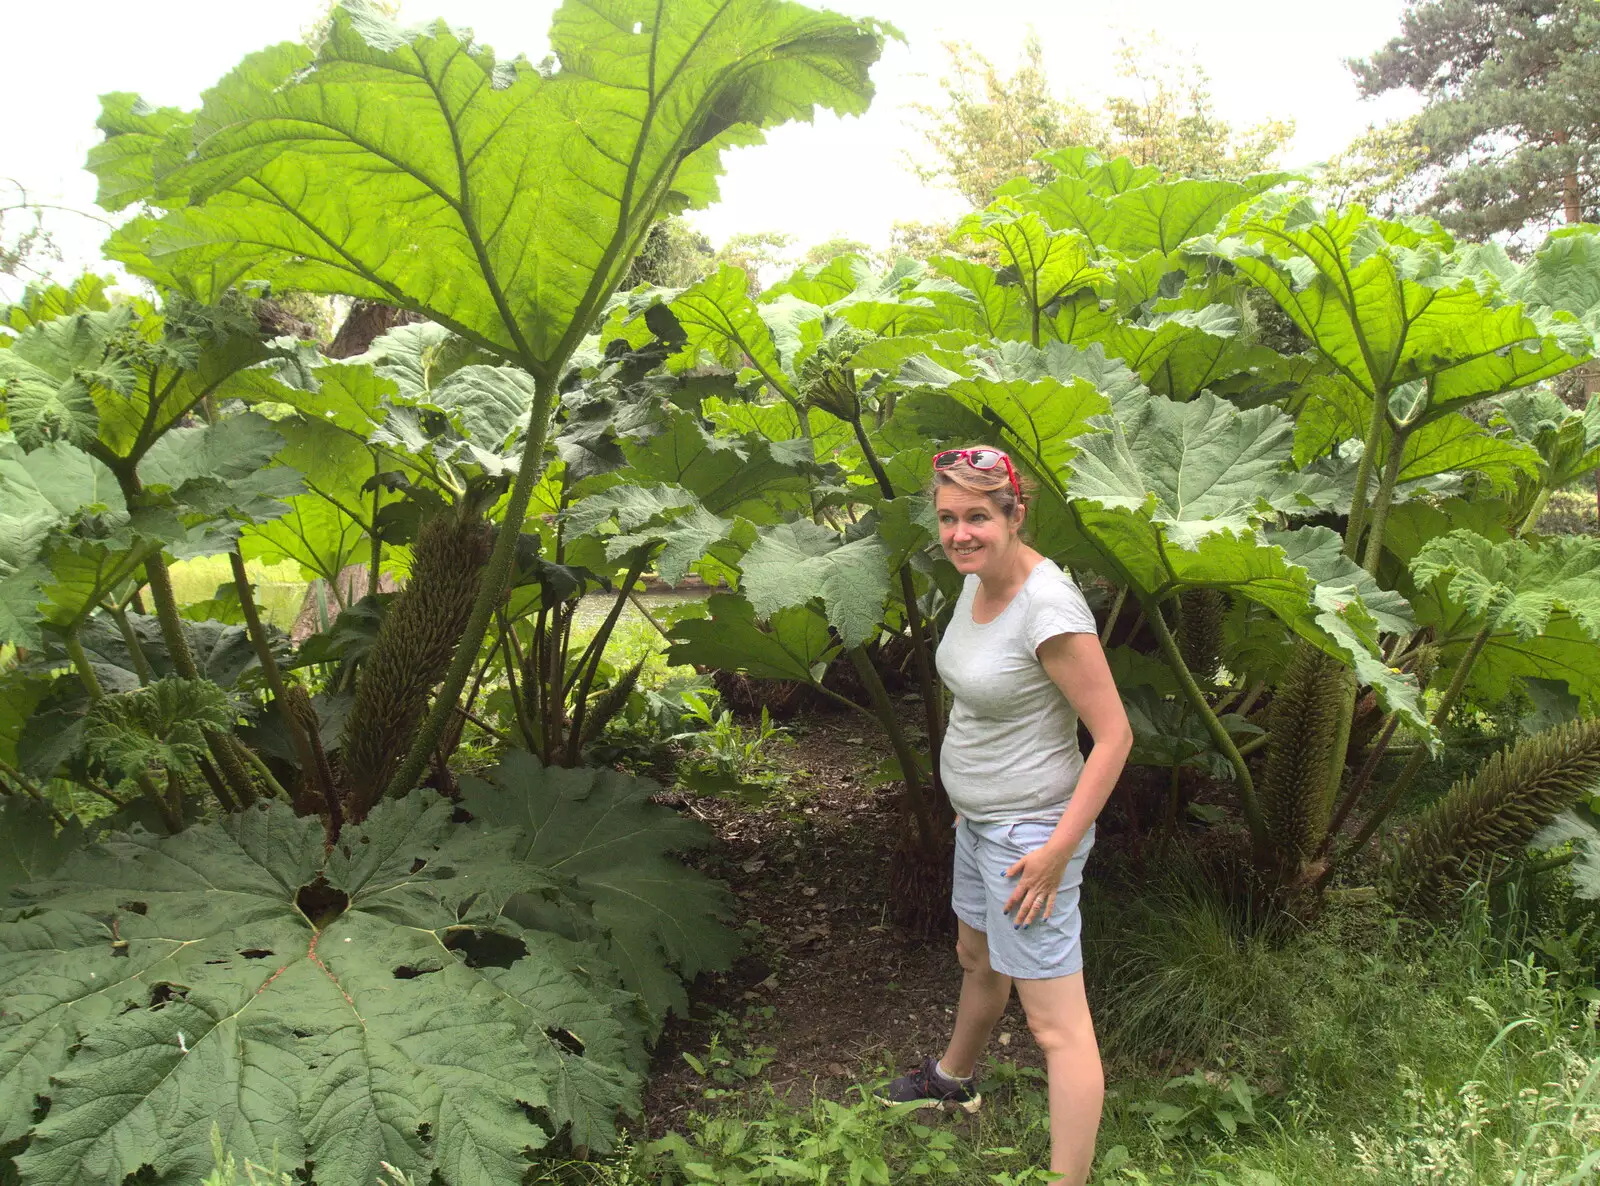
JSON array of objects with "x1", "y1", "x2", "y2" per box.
[{"x1": 881, "y1": 446, "x2": 1132, "y2": 1186}]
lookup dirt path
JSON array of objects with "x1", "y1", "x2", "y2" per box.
[{"x1": 641, "y1": 709, "x2": 1044, "y2": 1135}]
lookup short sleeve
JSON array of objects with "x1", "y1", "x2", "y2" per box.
[{"x1": 1024, "y1": 574, "x2": 1098, "y2": 652}]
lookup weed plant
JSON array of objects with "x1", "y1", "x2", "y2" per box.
[{"x1": 599, "y1": 861, "x2": 1600, "y2": 1186}]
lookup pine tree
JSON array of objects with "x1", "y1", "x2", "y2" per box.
[{"x1": 1348, "y1": 0, "x2": 1600, "y2": 239}]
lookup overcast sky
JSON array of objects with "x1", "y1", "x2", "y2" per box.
[{"x1": 1, "y1": 0, "x2": 1421, "y2": 300}]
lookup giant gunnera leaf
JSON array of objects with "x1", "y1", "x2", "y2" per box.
[{"x1": 1, "y1": 773, "x2": 733, "y2": 1183}]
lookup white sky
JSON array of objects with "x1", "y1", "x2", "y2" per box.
[{"x1": 1, "y1": 0, "x2": 1420, "y2": 299}]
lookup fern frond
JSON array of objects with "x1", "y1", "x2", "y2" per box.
[{"x1": 1391, "y1": 717, "x2": 1600, "y2": 914}]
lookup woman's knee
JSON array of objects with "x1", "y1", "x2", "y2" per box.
[
  {"x1": 1022, "y1": 985, "x2": 1098, "y2": 1056},
  {"x1": 955, "y1": 929, "x2": 991, "y2": 974}
]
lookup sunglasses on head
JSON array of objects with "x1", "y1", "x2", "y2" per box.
[{"x1": 931, "y1": 448, "x2": 1024, "y2": 503}]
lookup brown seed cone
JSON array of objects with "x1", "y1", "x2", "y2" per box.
[{"x1": 339, "y1": 514, "x2": 493, "y2": 820}]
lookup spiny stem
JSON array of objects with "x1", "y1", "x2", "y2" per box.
[
  {"x1": 1329, "y1": 620, "x2": 1493, "y2": 877},
  {"x1": 1147, "y1": 600, "x2": 1269, "y2": 857}
]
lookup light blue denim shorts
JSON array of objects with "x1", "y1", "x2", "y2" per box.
[{"x1": 951, "y1": 815, "x2": 1095, "y2": 979}]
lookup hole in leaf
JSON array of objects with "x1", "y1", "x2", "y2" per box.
[
  {"x1": 442, "y1": 927, "x2": 527, "y2": 969},
  {"x1": 409, "y1": 858, "x2": 427, "y2": 874},
  {"x1": 239, "y1": 949, "x2": 275, "y2": 960},
  {"x1": 295, "y1": 879, "x2": 350, "y2": 929},
  {"x1": 545, "y1": 1027, "x2": 586, "y2": 1056},
  {"x1": 392, "y1": 961, "x2": 443, "y2": 980},
  {"x1": 148, "y1": 983, "x2": 187, "y2": 1011},
  {"x1": 416, "y1": 1121, "x2": 432, "y2": 1143},
  {"x1": 291, "y1": 1029, "x2": 312, "y2": 1039},
  {"x1": 119, "y1": 901, "x2": 148, "y2": 915},
  {"x1": 204, "y1": 959, "x2": 229, "y2": 966}
]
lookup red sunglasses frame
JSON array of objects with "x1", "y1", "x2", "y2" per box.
[{"x1": 931, "y1": 448, "x2": 1024, "y2": 503}]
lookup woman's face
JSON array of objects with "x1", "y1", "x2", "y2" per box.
[{"x1": 936, "y1": 484, "x2": 1020, "y2": 579}]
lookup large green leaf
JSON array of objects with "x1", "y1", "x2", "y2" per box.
[
  {"x1": 1294, "y1": 377, "x2": 1541, "y2": 492},
  {"x1": 1018, "y1": 155, "x2": 1287, "y2": 255},
  {"x1": 956, "y1": 203, "x2": 1108, "y2": 338},
  {"x1": 565, "y1": 484, "x2": 739, "y2": 585},
  {"x1": 665, "y1": 592, "x2": 838, "y2": 682},
  {"x1": 1412, "y1": 531, "x2": 1600, "y2": 642},
  {"x1": 1406, "y1": 529, "x2": 1600, "y2": 707},
  {"x1": 672, "y1": 265, "x2": 794, "y2": 395},
  {"x1": 458, "y1": 753, "x2": 737, "y2": 1028},
  {"x1": 1066, "y1": 394, "x2": 1426, "y2": 727},
  {"x1": 1490, "y1": 388, "x2": 1600, "y2": 495},
  {"x1": 615, "y1": 407, "x2": 822, "y2": 522},
  {"x1": 94, "y1": 2, "x2": 892, "y2": 374},
  {"x1": 0, "y1": 798, "x2": 83, "y2": 902},
  {"x1": 738, "y1": 519, "x2": 889, "y2": 648},
  {"x1": 1204, "y1": 198, "x2": 1589, "y2": 417},
  {"x1": 1, "y1": 790, "x2": 677, "y2": 1179}
]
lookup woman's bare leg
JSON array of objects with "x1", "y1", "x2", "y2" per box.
[
  {"x1": 939, "y1": 920, "x2": 1012, "y2": 1077},
  {"x1": 1014, "y1": 971, "x2": 1103, "y2": 1185}
]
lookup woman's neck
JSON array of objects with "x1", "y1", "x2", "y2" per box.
[{"x1": 976, "y1": 544, "x2": 1040, "y2": 602}]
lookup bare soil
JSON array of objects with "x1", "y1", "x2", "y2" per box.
[{"x1": 639, "y1": 708, "x2": 1049, "y2": 1137}]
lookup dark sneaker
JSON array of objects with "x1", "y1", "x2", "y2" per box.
[{"x1": 877, "y1": 1056, "x2": 982, "y2": 1113}]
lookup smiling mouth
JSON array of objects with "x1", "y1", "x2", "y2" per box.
[{"x1": 952, "y1": 545, "x2": 981, "y2": 558}]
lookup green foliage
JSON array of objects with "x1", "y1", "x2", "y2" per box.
[
  {"x1": 673, "y1": 699, "x2": 791, "y2": 804},
  {"x1": 83, "y1": 676, "x2": 235, "y2": 788},
  {"x1": 1130, "y1": 1069, "x2": 1263, "y2": 1143},
  {"x1": 1349, "y1": 0, "x2": 1600, "y2": 238},
  {"x1": 1, "y1": 767, "x2": 733, "y2": 1181},
  {"x1": 1391, "y1": 717, "x2": 1600, "y2": 914},
  {"x1": 459, "y1": 753, "x2": 739, "y2": 1028}
]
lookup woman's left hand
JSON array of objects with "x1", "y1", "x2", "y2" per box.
[{"x1": 1003, "y1": 840, "x2": 1073, "y2": 927}]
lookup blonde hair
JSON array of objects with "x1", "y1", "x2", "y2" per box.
[{"x1": 928, "y1": 445, "x2": 1032, "y2": 521}]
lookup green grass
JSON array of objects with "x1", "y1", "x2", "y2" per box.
[{"x1": 527, "y1": 868, "x2": 1600, "y2": 1186}]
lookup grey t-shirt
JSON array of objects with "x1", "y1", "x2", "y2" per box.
[{"x1": 935, "y1": 558, "x2": 1098, "y2": 823}]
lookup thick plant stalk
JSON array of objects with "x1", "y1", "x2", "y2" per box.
[
  {"x1": 106, "y1": 602, "x2": 153, "y2": 684},
  {"x1": 564, "y1": 559, "x2": 649, "y2": 766},
  {"x1": 343, "y1": 512, "x2": 493, "y2": 818},
  {"x1": 496, "y1": 610, "x2": 539, "y2": 758},
  {"x1": 1320, "y1": 646, "x2": 1438, "y2": 857},
  {"x1": 385, "y1": 373, "x2": 559, "y2": 800},
  {"x1": 851, "y1": 417, "x2": 947, "y2": 809},
  {"x1": 1360, "y1": 433, "x2": 1409, "y2": 575},
  {"x1": 141, "y1": 550, "x2": 257, "y2": 809},
  {"x1": 1146, "y1": 600, "x2": 1269, "y2": 857},
  {"x1": 1391, "y1": 718, "x2": 1600, "y2": 913},
  {"x1": 284, "y1": 684, "x2": 342, "y2": 838},
  {"x1": 0, "y1": 757, "x2": 71, "y2": 826},
  {"x1": 1331, "y1": 621, "x2": 1495, "y2": 874},
  {"x1": 848, "y1": 645, "x2": 938, "y2": 852},
  {"x1": 1099, "y1": 585, "x2": 1127, "y2": 646},
  {"x1": 228, "y1": 549, "x2": 328, "y2": 808},
  {"x1": 1342, "y1": 390, "x2": 1389, "y2": 560}
]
